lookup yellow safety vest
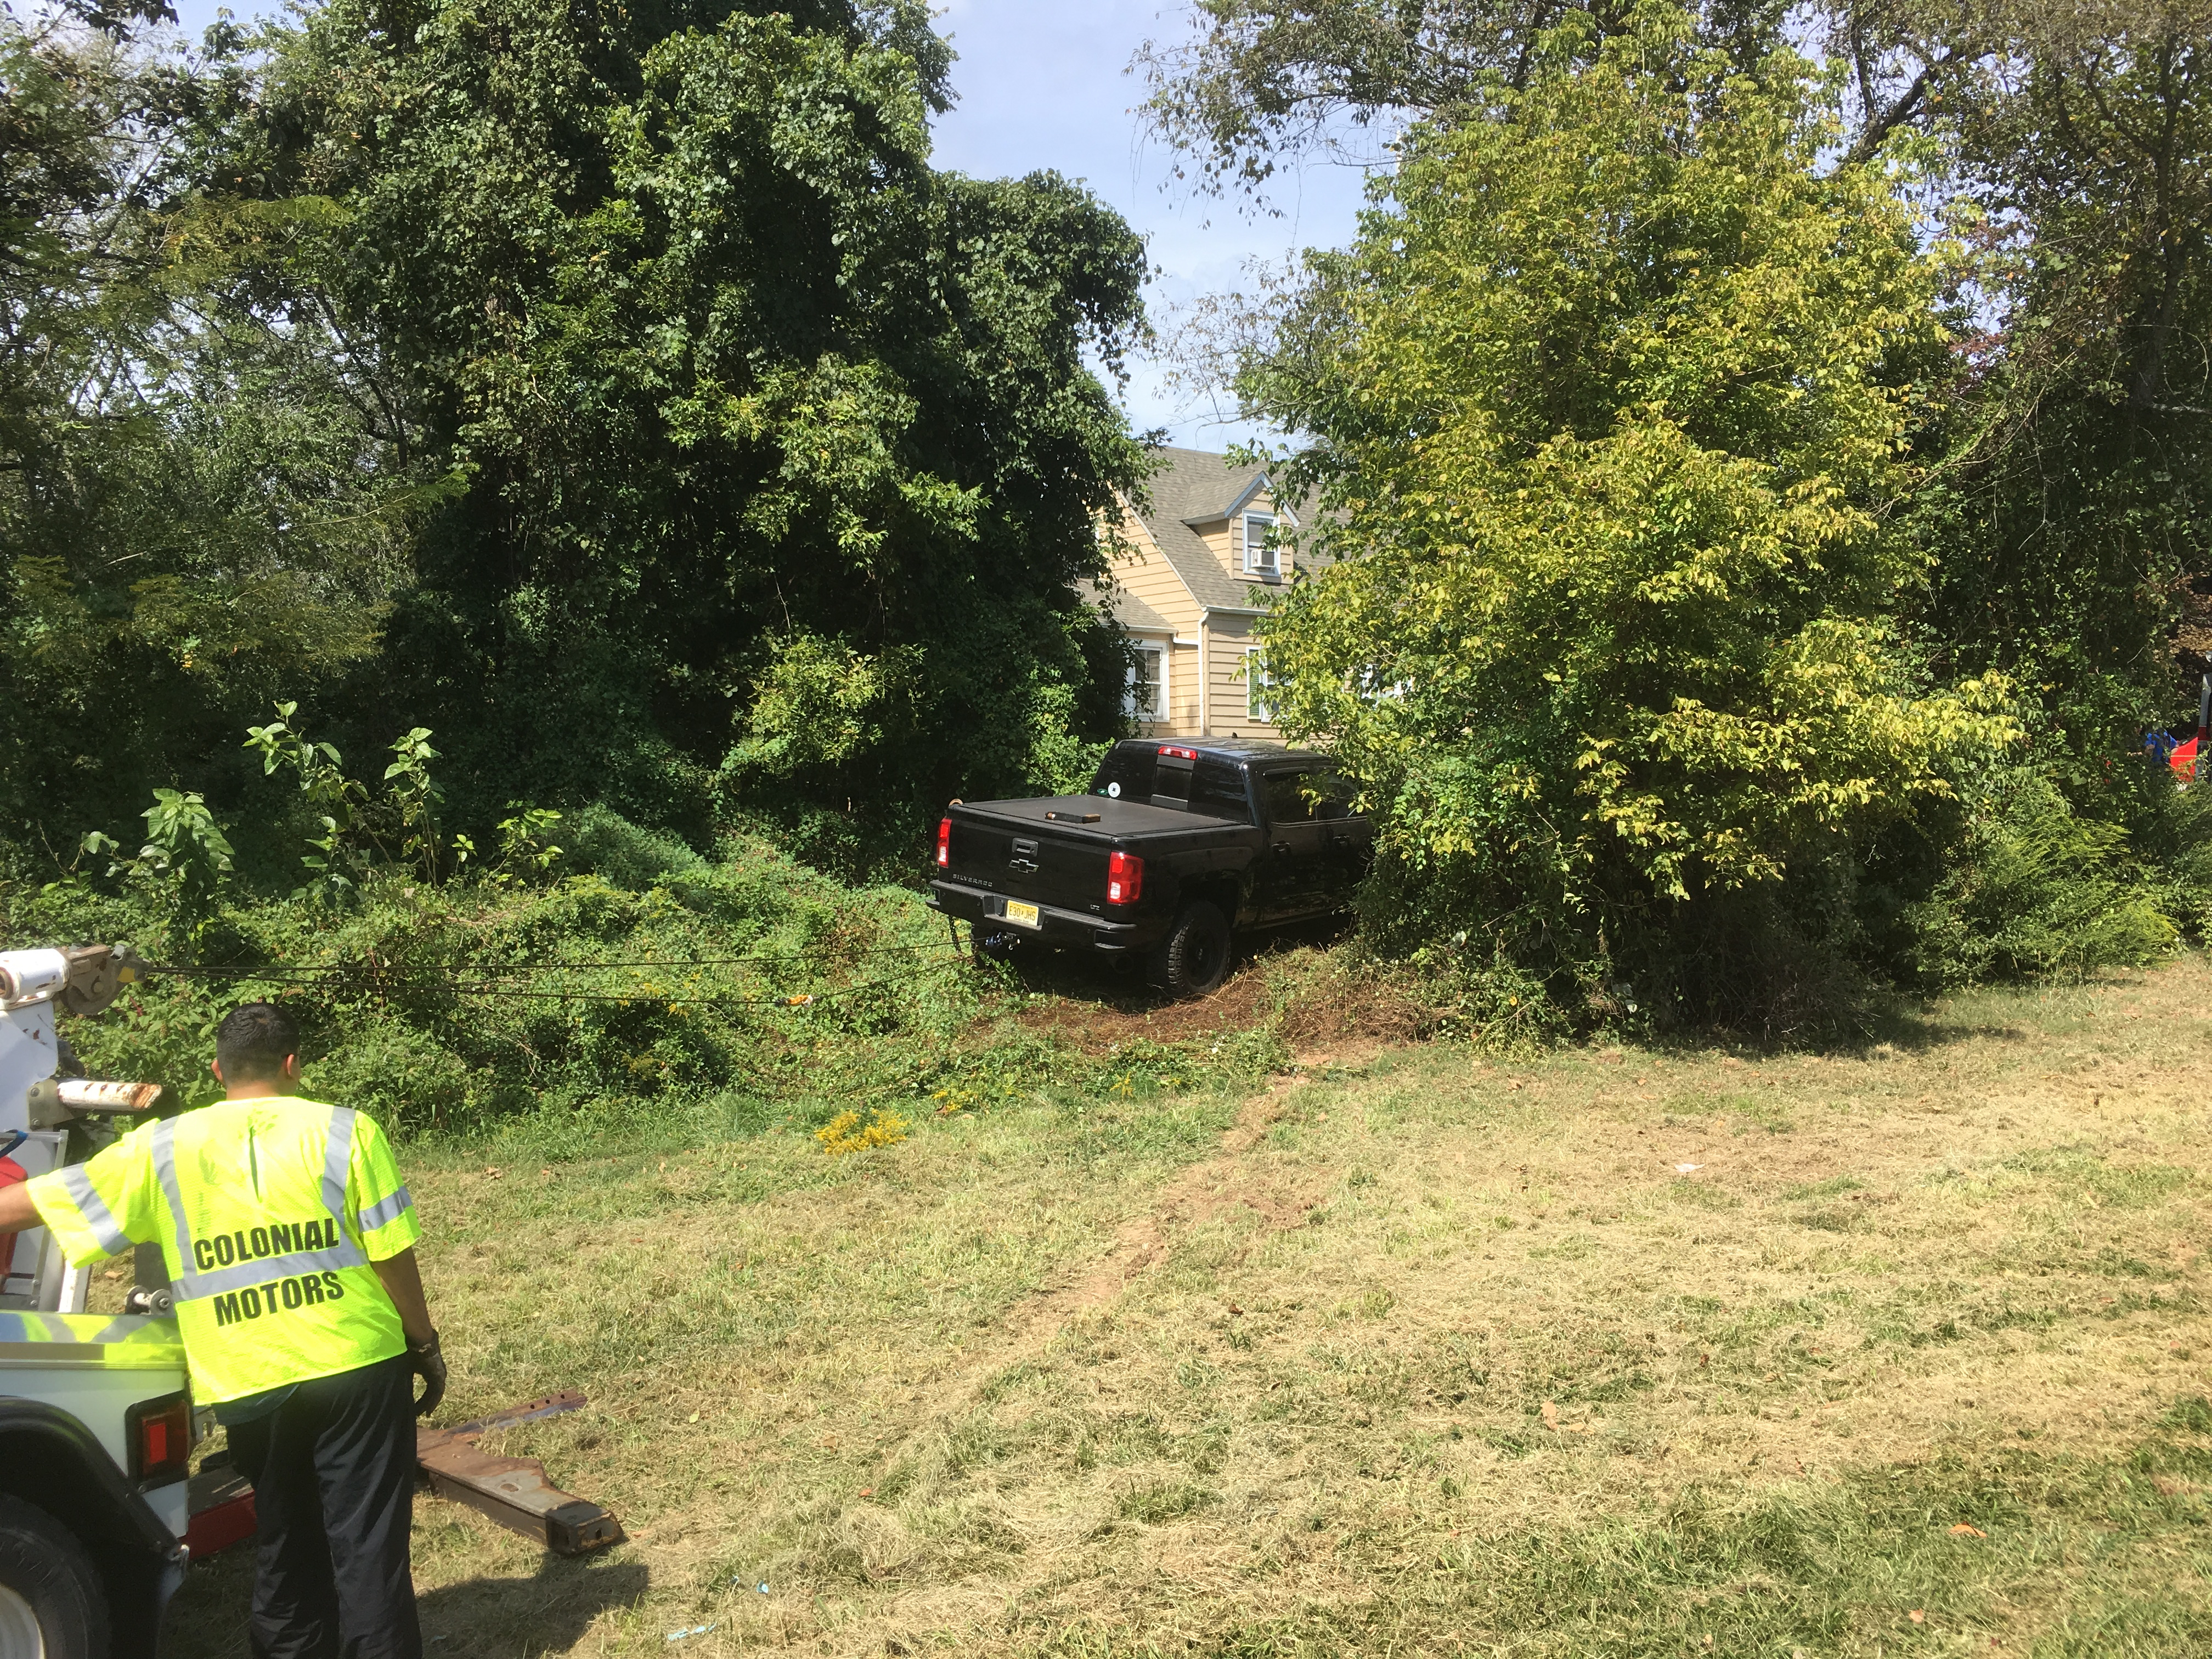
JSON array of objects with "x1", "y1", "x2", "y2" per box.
[{"x1": 26, "y1": 1097, "x2": 421, "y2": 1405}]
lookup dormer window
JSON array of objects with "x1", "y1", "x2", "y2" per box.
[{"x1": 1243, "y1": 512, "x2": 1279, "y2": 579}]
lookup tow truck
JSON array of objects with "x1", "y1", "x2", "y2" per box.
[
  {"x1": 0, "y1": 944, "x2": 191, "y2": 1658},
  {"x1": 0, "y1": 945, "x2": 623, "y2": 1658}
]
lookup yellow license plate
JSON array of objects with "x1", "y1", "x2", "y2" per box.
[{"x1": 1003, "y1": 900, "x2": 1041, "y2": 928}]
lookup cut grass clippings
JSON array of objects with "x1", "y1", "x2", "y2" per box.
[{"x1": 158, "y1": 956, "x2": 2212, "y2": 1656}]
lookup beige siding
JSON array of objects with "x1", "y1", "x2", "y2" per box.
[
  {"x1": 1194, "y1": 521, "x2": 1234, "y2": 572},
  {"x1": 1189, "y1": 488, "x2": 1297, "y2": 586},
  {"x1": 1105, "y1": 507, "x2": 1201, "y2": 635},
  {"x1": 1098, "y1": 495, "x2": 1298, "y2": 740},
  {"x1": 1114, "y1": 504, "x2": 1205, "y2": 736},
  {"x1": 1129, "y1": 642, "x2": 1204, "y2": 737},
  {"x1": 1202, "y1": 614, "x2": 1282, "y2": 738},
  {"x1": 1122, "y1": 565, "x2": 1197, "y2": 634},
  {"x1": 1170, "y1": 641, "x2": 1203, "y2": 734}
]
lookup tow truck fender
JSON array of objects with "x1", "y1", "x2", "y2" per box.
[{"x1": 0, "y1": 1399, "x2": 187, "y2": 1658}]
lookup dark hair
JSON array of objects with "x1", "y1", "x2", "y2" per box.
[{"x1": 216, "y1": 1002, "x2": 299, "y2": 1085}]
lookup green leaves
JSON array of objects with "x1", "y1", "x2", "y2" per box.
[
  {"x1": 1245, "y1": 9, "x2": 2010, "y2": 991},
  {"x1": 194, "y1": 0, "x2": 1150, "y2": 870},
  {"x1": 138, "y1": 788, "x2": 234, "y2": 879},
  {"x1": 726, "y1": 635, "x2": 913, "y2": 780},
  {"x1": 92, "y1": 787, "x2": 237, "y2": 947}
]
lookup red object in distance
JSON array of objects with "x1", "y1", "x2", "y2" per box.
[{"x1": 0, "y1": 1158, "x2": 24, "y2": 1280}]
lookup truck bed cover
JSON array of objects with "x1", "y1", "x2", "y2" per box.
[{"x1": 952, "y1": 794, "x2": 1240, "y2": 837}]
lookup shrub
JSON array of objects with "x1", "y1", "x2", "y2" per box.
[
  {"x1": 1903, "y1": 772, "x2": 2176, "y2": 986},
  {"x1": 558, "y1": 804, "x2": 707, "y2": 889},
  {"x1": 1241, "y1": 12, "x2": 2014, "y2": 1025}
]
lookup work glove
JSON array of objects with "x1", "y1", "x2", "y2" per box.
[{"x1": 408, "y1": 1332, "x2": 448, "y2": 1419}]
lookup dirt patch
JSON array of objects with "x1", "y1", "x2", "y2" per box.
[
  {"x1": 1010, "y1": 938, "x2": 1437, "y2": 1057},
  {"x1": 1268, "y1": 953, "x2": 1440, "y2": 1049},
  {"x1": 1013, "y1": 964, "x2": 1276, "y2": 1053}
]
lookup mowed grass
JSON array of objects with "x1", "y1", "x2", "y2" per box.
[{"x1": 162, "y1": 961, "x2": 2212, "y2": 1656}]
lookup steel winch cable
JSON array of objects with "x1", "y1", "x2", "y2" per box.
[
  {"x1": 144, "y1": 938, "x2": 962, "y2": 983},
  {"x1": 133, "y1": 946, "x2": 962, "y2": 1012}
]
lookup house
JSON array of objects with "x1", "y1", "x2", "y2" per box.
[{"x1": 1099, "y1": 446, "x2": 1311, "y2": 740}]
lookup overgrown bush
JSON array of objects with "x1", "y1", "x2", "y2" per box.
[
  {"x1": 1, "y1": 800, "x2": 1305, "y2": 1142},
  {"x1": 1242, "y1": 12, "x2": 2015, "y2": 1030},
  {"x1": 1903, "y1": 772, "x2": 2179, "y2": 987}
]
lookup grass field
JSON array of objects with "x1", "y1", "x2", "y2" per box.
[{"x1": 160, "y1": 954, "x2": 2212, "y2": 1656}]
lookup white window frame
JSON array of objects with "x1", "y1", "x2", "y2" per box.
[
  {"x1": 1125, "y1": 642, "x2": 1167, "y2": 720},
  {"x1": 1244, "y1": 647, "x2": 1276, "y2": 724},
  {"x1": 1242, "y1": 511, "x2": 1279, "y2": 578}
]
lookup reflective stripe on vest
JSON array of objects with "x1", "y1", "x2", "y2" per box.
[
  {"x1": 153, "y1": 1107, "x2": 368, "y2": 1305},
  {"x1": 58, "y1": 1165, "x2": 131, "y2": 1257},
  {"x1": 357, "y1": 1186, "x2": 412, "y2": 1232}
]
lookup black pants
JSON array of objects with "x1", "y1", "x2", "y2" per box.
[{"x1": 227, "y1": 1355, "x2": 422, "y2": 1659}]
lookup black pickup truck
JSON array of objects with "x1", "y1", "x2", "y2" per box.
[{"x1": 926, "y1": 738, "x2": 1374, "y2": 996}]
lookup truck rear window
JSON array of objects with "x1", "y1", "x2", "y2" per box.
[
  {"x1": 1091, "y1": 746, "x2": 1157, "y2": 801},
  {"x1": 1090, "y1": 746, "x2": 1254, "y2": 823}
]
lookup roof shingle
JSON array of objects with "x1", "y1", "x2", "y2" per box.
[
  {"x1": 1103, "y1": 584, "x2": 1173, "y2": 634},
  {"x1": 1126, "y1": 445, "x2": 1283, "y2": 611}
]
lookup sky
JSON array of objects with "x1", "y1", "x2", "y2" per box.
[
  {"x1": 925, "y1": 1, "x2": 1374, "y2": 451},
  {"x1": 157, "y1": 0, "x2": 1376, "y2": 453}
]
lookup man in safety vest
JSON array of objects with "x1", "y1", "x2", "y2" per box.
[{"x1": 0, "y1": 1001, "x2": 446, "y2": 1658}]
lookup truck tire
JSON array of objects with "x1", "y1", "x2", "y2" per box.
[
  {"x1": 1149, "y1": 900, "x2": 1232, "y2": 998},
  {"x1": 0, "y1": 1496, "x2": 109, "y2": 1659}
]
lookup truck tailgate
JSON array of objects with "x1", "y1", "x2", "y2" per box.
[
  {"x1": 944, "y1": 799, "x2": 1098, "y2": 905},
  {"x1": 943, "y1": 795, "x2": 1196, "y2": 907}
]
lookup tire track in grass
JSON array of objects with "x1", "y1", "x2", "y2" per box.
[{"x1": 868, "y1": 1052, "x2": 1341, "y2": 1471}]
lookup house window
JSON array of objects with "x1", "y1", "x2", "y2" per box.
[
  {"x1": 1125, "y1": 643, "x2": 1167, "y2": 720},
  {"x1": 1245, "y1": 647, "x2": 1276, "y2": 723},
  {"x1": 1243, "y1": 512, "x2": 1279, "y2": 578}
]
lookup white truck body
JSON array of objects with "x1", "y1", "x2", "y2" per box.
[
  {"x1": 0, "y1": 949, "x2": 194, "y2": 1658},
  {"x1": 0, "y1": 951, "x2": 94, "y2": 1313},
  {"x1": 0, "y1": 1321, "x2": 190, "y2": 1544}
]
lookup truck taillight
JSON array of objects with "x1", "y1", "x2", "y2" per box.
[
  {"x1": 127, "y1": 1389, "x2": 190, "y2": 1488},
  {"x1": 1107, "y1": 850, "x2": 1144, "y2": 906},
  {"x1": 935, "y1": 817, "x2": 951, "y2": 868},
  {"x1": 1157, "y1": 746, "x2": 1198, "y2": 760}
]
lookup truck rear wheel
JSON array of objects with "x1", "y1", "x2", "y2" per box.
[
  {"x1": 1149, "y1": 900, "x2": 1231, "y2": 998},
  {"x1": 0, "y1": 1496, "x2": 108, "y2": 1659}
]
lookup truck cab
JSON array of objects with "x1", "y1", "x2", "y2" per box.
[{"x1": 0, "y1": 948, "x2": 195, "y2": 1658}]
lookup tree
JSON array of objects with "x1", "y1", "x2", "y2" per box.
[
  {"x1": 187, "y1": 0, "x2": 1150, "y2": 874},
  {"x1": 1913, "y1": 3, "x2": 2212, "y2": 805},
  {"x1": 0, "y1": 8, "x2": 420, "y2": 860},
  {"x1": 1137, "y1": 0, "x2": 1795, "y2": 197},
  {"x1": 1244, "y1": 9, "x2": 2013, "y2": 1017}
]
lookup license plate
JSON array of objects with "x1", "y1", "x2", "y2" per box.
[{"x1": 1003, "y1": 900, "x2": 1041, "y2": 929}]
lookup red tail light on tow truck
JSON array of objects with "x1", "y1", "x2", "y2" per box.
[
  {"x1": 126, "y1": 1390, "x2": 190, "y2": 1489},
  {"x1": 1107, "y1": 850, "x2": 1144, "y2": 906},
  {"x1": 936, "y1": 817, "x2": 952, "y2": 868}
]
